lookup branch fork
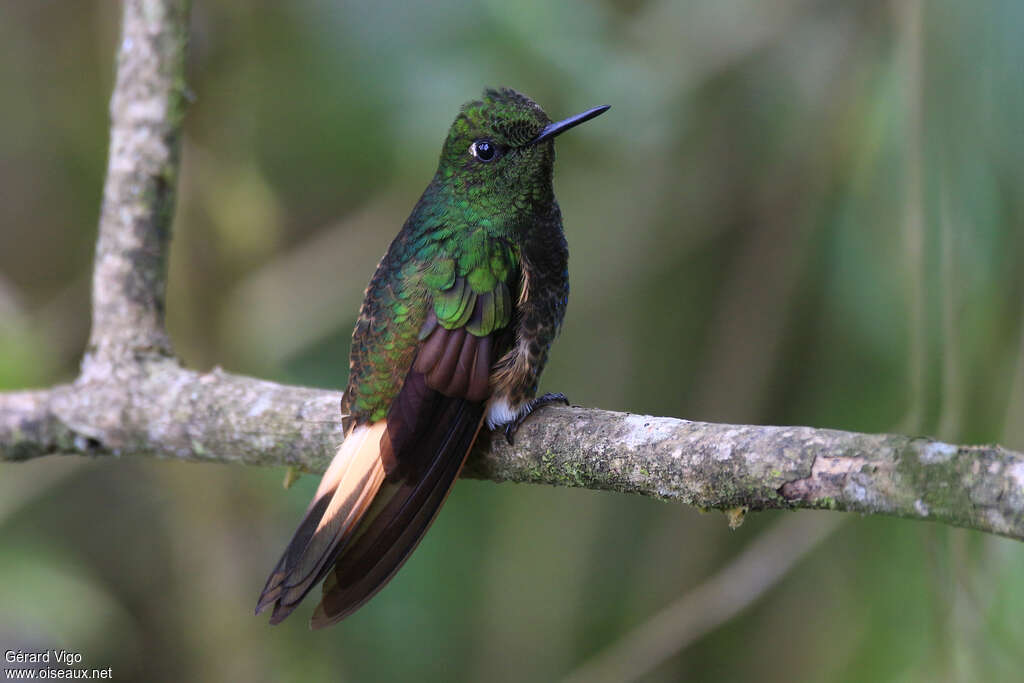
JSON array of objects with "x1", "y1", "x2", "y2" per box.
[{"x1": 3, "y1": 0, "x2": 1024, "y2": 545}]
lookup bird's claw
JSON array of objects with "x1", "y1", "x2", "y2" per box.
[{"x1": 503, "y1": 392, "x2": 570, "y2": 445}]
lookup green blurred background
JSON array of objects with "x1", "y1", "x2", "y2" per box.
[{"x1": 2, "y1": 1, "x2": 1023, "y2": 681}]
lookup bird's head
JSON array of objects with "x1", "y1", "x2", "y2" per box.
[{"x1": 436, "y1": 88, "x2": 608, "y2": 219}]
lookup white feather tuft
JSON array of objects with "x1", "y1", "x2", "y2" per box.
[{"x1": 486, "y1": 396, "x2": 531, "y2": 430}]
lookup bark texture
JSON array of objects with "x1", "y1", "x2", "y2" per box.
[
  {"x1": 87, "y1": 0, "x2": 189, "y2": 367},
  {"x1": 4, "y1": 376, "x2": 1024, "y2": 540}
]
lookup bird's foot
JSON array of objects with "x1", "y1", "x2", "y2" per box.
[{"x1": 503, "y1": 392, "x2": 570, "y2": 445}]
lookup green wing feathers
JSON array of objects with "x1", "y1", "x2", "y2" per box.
[
  {"x1": 344, "y1": 229, "x2": 518, "y2": 424},
  {"x1": 417, "y1": 237, "x2": 516, "y2": 401},
  {"x1": 425, "y1": 234, "x2": 516, "y2": 335},
  {"x1": 431, "y1": 276, "x2": 512, "y2": 336}
]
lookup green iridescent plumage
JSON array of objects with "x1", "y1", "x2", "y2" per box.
[
  {"x1": 259, "y1": 88, "x2": 608, "y2": 628},
  {"x1": 343, "y1": 88, "x2": 559, "y2": 423}
]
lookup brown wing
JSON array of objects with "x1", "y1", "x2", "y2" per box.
[
  {"x1": 256, "y1": 301, "x2": 509, "y2": 627},
  {"x1": 309, "y1": 312, "x2": 507, "y2": 628}
]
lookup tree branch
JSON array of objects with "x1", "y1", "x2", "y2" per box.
[
  {"x1": 3, "y1": 368, "x2": 1024, "y2": 539},
  {"x1": 3, "y1": 0, "x2": 1024, "y2": 546},
  {"x1": 86, "y1": 0, "x2": 189, "y2": 368}
]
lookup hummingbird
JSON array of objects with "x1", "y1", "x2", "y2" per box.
[{"x1": 256, "y1": 88, "x2": 609, "y2": 628}]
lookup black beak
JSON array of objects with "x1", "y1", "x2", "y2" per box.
[{"x1": 531, "y1": 104, "x2": 610, "y2": 144}]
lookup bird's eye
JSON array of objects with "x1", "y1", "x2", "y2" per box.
[{"x1": 470, "y1": 140, "x2": 498, "y2": 162}]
